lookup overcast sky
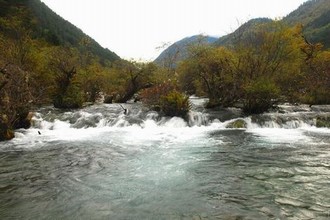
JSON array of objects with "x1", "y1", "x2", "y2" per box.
[{"x1": 40, "y1": 0, "x2": 308, "y2": 61}]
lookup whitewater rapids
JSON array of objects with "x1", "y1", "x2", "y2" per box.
[{"x1": 0, "y1": 97, "x2": 329, "y2": 219}]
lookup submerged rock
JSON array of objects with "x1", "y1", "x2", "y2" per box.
[
  {"x1": 104, "y1": 95, "x2": 114, "y2": 104},
  {"x1": 226, "y1": 119, "x2": 247, "y2": 128},
  {"x1": 0, "y1": 115, "x2": 14, "y2": 141},
  {"x1": 259, "y1": 207, "x2": 275, "y2": 217},
  {"x1": 14, "y1": 111, "x2": 33, "y2": 129},
  {"x1": 0, "y1": 111, "x2": 33, "y2": 141},
  {"x1": 316, "y1": 116, "x2": 330, "y2": 128}
]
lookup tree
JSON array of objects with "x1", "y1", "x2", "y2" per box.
[
  {"x1": 233, "y1": 22, "x2": 304, "y2": 113},
  {"x1": 79, "y1": 60, "x2": 107, "y2": 103},
  {"x1": 111, "y1": 61, "x2": 156, "y2": 103},
  {"x1": 0, "y1": 6, "x2": 37, "y2": 70},
  {"x1": 0, "y1": 62, "x2": 34, "y2": 140},
  {"x1": 301, "y1": 44, "x2": 330, "y2": 104},
  {"x1": 140, "y1": 82, "x2": 190, "y2": 118},
  {"x1": 0, "y1": 8, "x2": 37, "y2": 140},
  {"x1": 49, "y1": 47, "x2": 84, "y2": 108},
  {"x1": 178, "y1": 45, "x2": 238, "y2": 108}
]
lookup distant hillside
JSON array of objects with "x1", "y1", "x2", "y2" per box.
[
  {"x1": 0, "y1": 0, "x2": 120, "y2": 63},
  {"x1": 154, "y1": 35, "x2": 217, "y2": 68},
  {"x1": 283, "y1": 0, "x2": 330, "y2": 48},
  {"x1": 213, "y1": 0, "x2": 330, "y2": 48},
  {"x1": 156, "y1": 0, "x2": 330, "y2": 65},
  {"x1": 213, "y1": 18, "x2": 273, "y2": 47}
]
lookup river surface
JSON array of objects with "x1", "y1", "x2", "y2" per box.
[{"x1": 0, "y1": 97, "x2": 330, "y2": 219}]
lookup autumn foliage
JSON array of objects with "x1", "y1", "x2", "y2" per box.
[
  {"x1": 1, "y1": 1, "x2": 330, "y2": 141},
  {"x1": 140, "y1": 82, "x2": 190, "y2": 117},
  {"x1": 178, "y1": 23, "x2": 330, "y2": 113}
]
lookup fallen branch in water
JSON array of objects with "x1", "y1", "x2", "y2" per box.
[{"x1": 118, "y1": 104, "x2": 128, "y2": 115}]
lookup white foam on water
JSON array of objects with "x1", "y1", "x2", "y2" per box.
[
  {"x1": 246, "y1": 127, "x2": 312, "y2": 144},
  {"x1": 5, "y1": 102, "x2": 330, "y2": 149},
  {"x1": 242, "y1": 116, "x2": 329, "y2": 144},
  {"x1": 6, "y1": 112, "x2": 224, "y2": 150}
]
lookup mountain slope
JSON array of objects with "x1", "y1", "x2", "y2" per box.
[
  {"x1": 156, "y1": 0, "x2": 330, "y2": 65},
  {"x1": 213, "y1": 0, "x2": 330, "y2": 48},
  {"x1": 283, "y1": 0, "x2": 330, "y2": 48},
  {"x1": 154, "y1": 18, "x2": 273, "y2": 66},
  {"x1": 213, "y1": 18, "x2": 273, "y2": 47},
  {"x1": 0, "y1": 0, "x2": 120, "y2": 63},
  {"x1": 284, "y1": 0, "x2": 330, "y2": 25},
  {"x1": 154, "y1": 35, "x2": 217, "y2": 68},
  {"x1": 30, "y1": 0, "x2": 120, "y2": 62}
]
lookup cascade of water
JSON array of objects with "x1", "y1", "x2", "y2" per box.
[
  {"x1": 187, "y1": 111, "x2": 211, "y2": 126},
  {"x1": 1, "y1": 100, "x2": 330, "y2": 220},
  {"x1": 29, "y1": 102, "x2": 330, "y2": 132}
]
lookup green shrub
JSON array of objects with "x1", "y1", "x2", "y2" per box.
[
  {"x1": 141, "y1": 83, "x2": 190, "y2": 118},
  {"x1": 53, "y1": 84, "x2": 84, "y2": 109},
  {"x1": 160, "y1": 90, "x2": 190, "y2": 117},
  {"x1": 316, "y1": 116, "x2": 330, "y2": 128},
  {"x1": 308, "y1": 89, "x2": 330, "y2": 105},
  {"x1": 243, "y1": 79, "x2": 280, "y2": 114},
  {"x1": 226, "y1": 119, "x2": 247, "y2": 128}
]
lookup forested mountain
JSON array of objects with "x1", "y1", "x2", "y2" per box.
[
  {"x1": 154, "y1": 35, "x2": 217, "y2": 68},
  {"x1": 156, "y1": 0, "x2": 330, "y2": 67},
  {"x1": 283, "y1": 0, "x2": 330, "y2": 48},
  {"x1": 213, "y1": 0, "x2": 330, "y2": 48},
  {"x1": 0, "y1": 0, "x2": 119, "y2": 63},
  {"x1": 155, "y1": 18, "x2": 274, "y2": 66},
  {"x1": 213, "y1": 18, "x2": 273, "y2": 46}
]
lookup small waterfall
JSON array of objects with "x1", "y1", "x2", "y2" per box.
[
  {"x1": 187, "y1": 111, "x2": 211, "y2": 126},
  {"x1": 247, "y1": 112, "x2": 323, "y2": 129},
  {"x1": 29, "y1": 102, "x2": 330, "y2": 135}
]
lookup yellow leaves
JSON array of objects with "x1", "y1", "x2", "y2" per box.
[
  {"x1": 79, "y1": 37, "x2": 92, "y2": 47},
  {"x1": 318, "y1": 50, "x2": 330, "y2": 65}
]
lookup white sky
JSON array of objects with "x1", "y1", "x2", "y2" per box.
[{"x1": 40, "y1": 0, "x2": 308, "y2": 61}]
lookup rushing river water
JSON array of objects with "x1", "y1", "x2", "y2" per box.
[{"x1": 0, "y1": 97, "x2": 330, "y2": 219}]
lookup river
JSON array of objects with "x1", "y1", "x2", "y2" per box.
[{"x1": 0, "y1": 97, "x2": 330, "y2": 219}]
